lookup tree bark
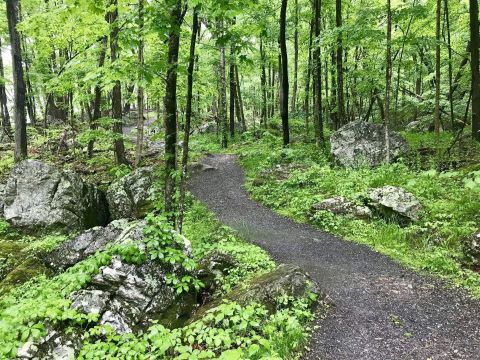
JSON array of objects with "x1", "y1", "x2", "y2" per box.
[
  {"x1": 135, "y1": 0, "x2": 145, "y2": 167},
  {"x1": 235, "y1": 65, "x2": 246, "y2": 132},
  {"x1": 164, "y1": 0, "x2": 184, "y2": 224},
  {"x1": 89, "y1": 37, "x2": 108, "y2": 158},
  {"x1": 304, "y1": 20, "x2": 314, "y2": 135},
  {"x1": 444, "y1": 0, "x2": 454, "y2": 129},
  {"x1": 279, "y1": 0, "x2": 290, "y2": 146},
  {"x1": 108, "y1": 0, "x2": 127, "y2": 164},
  {"x1": 178, "y1": 6, "x2": 199, "y2": 233},
  {"x1": 218, "y1": 19, "x2": 228, "y2": 148},
  {"x1": 0, "y1": 37, "x2": 11, "y2": 137},
  {"x1": 336, "y1": 0, "x2": 345, "y2": 126},
  {"x1": 260, "y1": 38, "x2": 267, "y2": 127},
  {"x1": 470, "y1": 0, "x2": 480, "y2": 140},
  {"x1": 6, "y1": 0, "x2": 27, "y2": 161},
  {"x1": 434, "y1": 0, "x2": 441, "y2": 134},
  {"x1": 313, "y1": 0, "x2": 323, "y2": 146},
  {"x1": 291, "y1": 0, "x2": 299, "y2": 112},
  {"x1": 229, "y1": 34, "x2": 236, "y2": 137},
  {"x1": 385, "y1": 0, "x2": 392, "y2": 162}
]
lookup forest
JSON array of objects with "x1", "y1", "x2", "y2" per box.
[{"x1": 1, "y1": 0, "x2": 480, "y2": 359}]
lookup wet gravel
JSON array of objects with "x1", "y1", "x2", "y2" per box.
[{"x1": 189, "y1": 154, "x2": 480, "y2": 360}]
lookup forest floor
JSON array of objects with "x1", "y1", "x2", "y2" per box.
[{"x1": 189, "y1": 153, "x2": 480, "y2": 360}]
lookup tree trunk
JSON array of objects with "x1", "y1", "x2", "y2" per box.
[
  {"x1": 178, "y1": 6, "x2": 199, "y2": 233},
  {"x1": 279, "y1": 0, "x2": 289, "y2": 146},
  {"x1": 108, "y1": 0, "x2": 127, "y2": 164},
  {"x1": 0, "y1": 37, "x2": 11, "y2": 137},
  {"x1": 336, "y1": 0, "x2": 345, "y2": 126},
  {"x1": 470, "y1": 0, "x2": 480, "y2": 140},
  {"x1": 260, "y1": 38, "x2": 267, "y2": 127},
  {"x1": 385, "y1": 0, "x2": 392, "y2": 162},
  {"x1": 164, "y1": 0, "x2": 184, "y2": 224},
  {"x1": 135, "y1": 0, "x2": 145, "y2": 167},
  {"x1": 88, "y1": 37, "x2": 108, "y2": 158},
  {"x1": 6, "y1": 0, "x2": 27, "y2": 161},
  {"x1": 304, "y1": 20, "x2": 314, "y2": 135},
  {"x1": 444, "y1": 0, "x2": 454, "y2": 129},
  {"x1": 229, "y1": 36, "x2": 236, "y2": 137},
  {"x1": 313, "y1": 0, "x2": 323, "y2": 146},
  {"x1": 434, "y1": 0, "x2": 441, "y2": 134},
  {"x1": 235, "y1": 65, "x2": 246, "y2": 132},
  {"x1": 291, "y1": 0, "x2": 299, "y2": 112},
  {"x1": 219, "y1": 19, "x2": 228, "y2": 148}
]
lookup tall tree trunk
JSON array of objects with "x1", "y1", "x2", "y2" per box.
[
  {"x1": 279, "y1": 0, "x2": 289, "y2": 146},
  {"x1": 291, "y1": 0, "x2": 299, "y2": 112},
  {"x1": 135, "y1": 0, "x2": 145, "y2": 167},
  {"x1": 219, "y1": 19, "x2": 228, "y2": 148},
  {"x1": 336, "y1": 0, "x2": 345, "y2": 126},
  {"x1": 313, "y1": 0, "x2": 323, "y2": 146},
  {"x1": 6, "y1": 0, "x2": 27, "y2": 161},
  {"x1": 108, "y1": 0, "x2": 127, "y2": 164},
  {"x1": 330, "y1": 49, "x2": 338, "y2": 130},
  {"x1": 164, "y1": 0, "x2": 184, "y2": 224},
  {"x1": 178, "y1": 7, "x2": 199, "y2": 233},
  {"x1": 444, "y1": 0, "x2": 454, "y2": 129},
  {"x1": 89, "y1": 37, "x2": 107, "y2": 158},
  {"x1": 235, "y1": 65, "x2": 246, "y2": 132},
  {"x1": 0, "y1": 37, "x2": 11, "y2": 137},
  {"x1": 304, "y1": 20, "x2": 314, "y2": 135},
  {"x1": 434, "y1": 0, "x2": 441, "y2": 134},
  {"x1": 229, "y1": 36, "x2": 236, "y2": 137},
  {"x1": 470, "y1": 0, "x2": 480, "y2": 140},
  {"x1": 260, "y1": 38, "x2": 267, "y2": 127},
  {"x1": 385, "y1": 0, "x2": 392, "y2": 162}
]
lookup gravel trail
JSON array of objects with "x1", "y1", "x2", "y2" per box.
[{"x1": 189, "y1": 154, "x2": 480, "y2": 360}]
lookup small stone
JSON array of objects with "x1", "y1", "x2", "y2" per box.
[{"x1": 367, "y1": 186, "x2": 422, "y2": 222}]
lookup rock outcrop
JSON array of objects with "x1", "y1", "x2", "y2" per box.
[
  {"x1": 462, "y1": 231, "x2": 480, "y2": 267},
  {"x1": 330, "y1": 120, "x2": 408, "y2": 168},
  {"x1": 310, "y1": 196, "x2": 372, "y2": 220},
  {"x1": 106, "y1": 168, "x2": 155, "y2": 220},
  {"x1": 367, "y1": 186, "x2": 422, "y2": 222},
  {"x1": 3, "y1": 160, "x2": 108, "y2": 231}
]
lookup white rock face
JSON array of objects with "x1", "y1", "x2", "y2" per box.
[
  {"x1": 330, "y1": 120, "x2": 408, "y2": 168},
  {"x1": 367, "y1": 186, "x2": 422, "y2": 222}
]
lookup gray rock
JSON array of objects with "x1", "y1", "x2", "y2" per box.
[
  {"x1": 193, "y1": 264, "x2": 320, "y2": 320},
  {"x1": 3, "y1": 160, "x2": 108, "y2": 231},
  {"x1": 330, "y1": 120, "x2": 409, "y2": 168},
  {"x1": 106, "y1": 167, "x2": 155, "y2": 220},
  {"x1": 44, "y1": 219, "x2": 130, "y2": 270},
  {"x1": 198, "y1": 122, "x2": 217, "y2": 134},
  {"x1": 197, "y1": 251, "x2": 237, "y2": 295},
  {"x1": 462, "y1": 231, "x2": 480, "y2": 266},
  {"x1": 18, "y1": 330, "x2": 81, "y2": 360},
  {"x1": 310, "y1": 196, "x2": 372, "y2": 220},
  {"x1": 70, "y1": 290, "x2": 109, "y2": 315},
  {"x1": 367, "y1": 186, "x2": 422, "y2": 222},
  {"x1": 406, "y1": 120, "x2": 430, "y2": 132}
]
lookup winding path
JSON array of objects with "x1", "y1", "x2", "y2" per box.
[{"x1": 189, "y1": 154, "x2": 480, "y2": 360}]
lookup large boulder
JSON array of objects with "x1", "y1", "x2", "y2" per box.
[
  {"x1": 3, "y1": 160, "x2": 108, "y2": 231},
  {"x1": 43, "y1": 219, "x2": 132, "y2": 271},
  {"x1": 462, "y1": 231, "x2": 480, "y2": 267},
  {"x1": 310, "y1": 196, "x2": 372, "y2": 220},
  {"x1": 106, "y1": 167, "x2": 155, "y2": 220},
  {"x1": 330, "y1": 120, "x2": 408, "y2": 168},
  {"x1": 367, "y1": 186, "x2": 422, "y2": 222},
  {"x1": 193, "y1": 264, "x2": 320, "y2": 320}
]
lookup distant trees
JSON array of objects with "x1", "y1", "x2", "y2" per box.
[
  {"x1": 434, "y1": 0, "x2": 441, "y2": 134},
  {"x1": 6, "y1": 0, "x2": 27, "y2": 162},
  {"x1": 0, "y1": 37, "x2": 11, "y2": 138},
  {"x1": 335, "y1": 0, "x2": 345, "y2": 129},
  {"x1": 135, "y1": 0, "x2": 145, "y2": 167},
  {"x1": 313, "y1": 0, "x2": 323, "y2": 147},
  {"x1": 385, "y1": 0, "x2": 392, "y2": 163}
]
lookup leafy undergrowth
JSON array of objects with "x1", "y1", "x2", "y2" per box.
[
  {"x1": 209, "y1": 127, "x2": 480, "y2": 297},
  {"x1": 0, "y1": 202, "x2": 317, "y2": 359}
]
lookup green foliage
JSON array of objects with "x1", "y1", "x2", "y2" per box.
[{"x1": 78, "y1": 295, "x2": 316, "y2": 360}]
